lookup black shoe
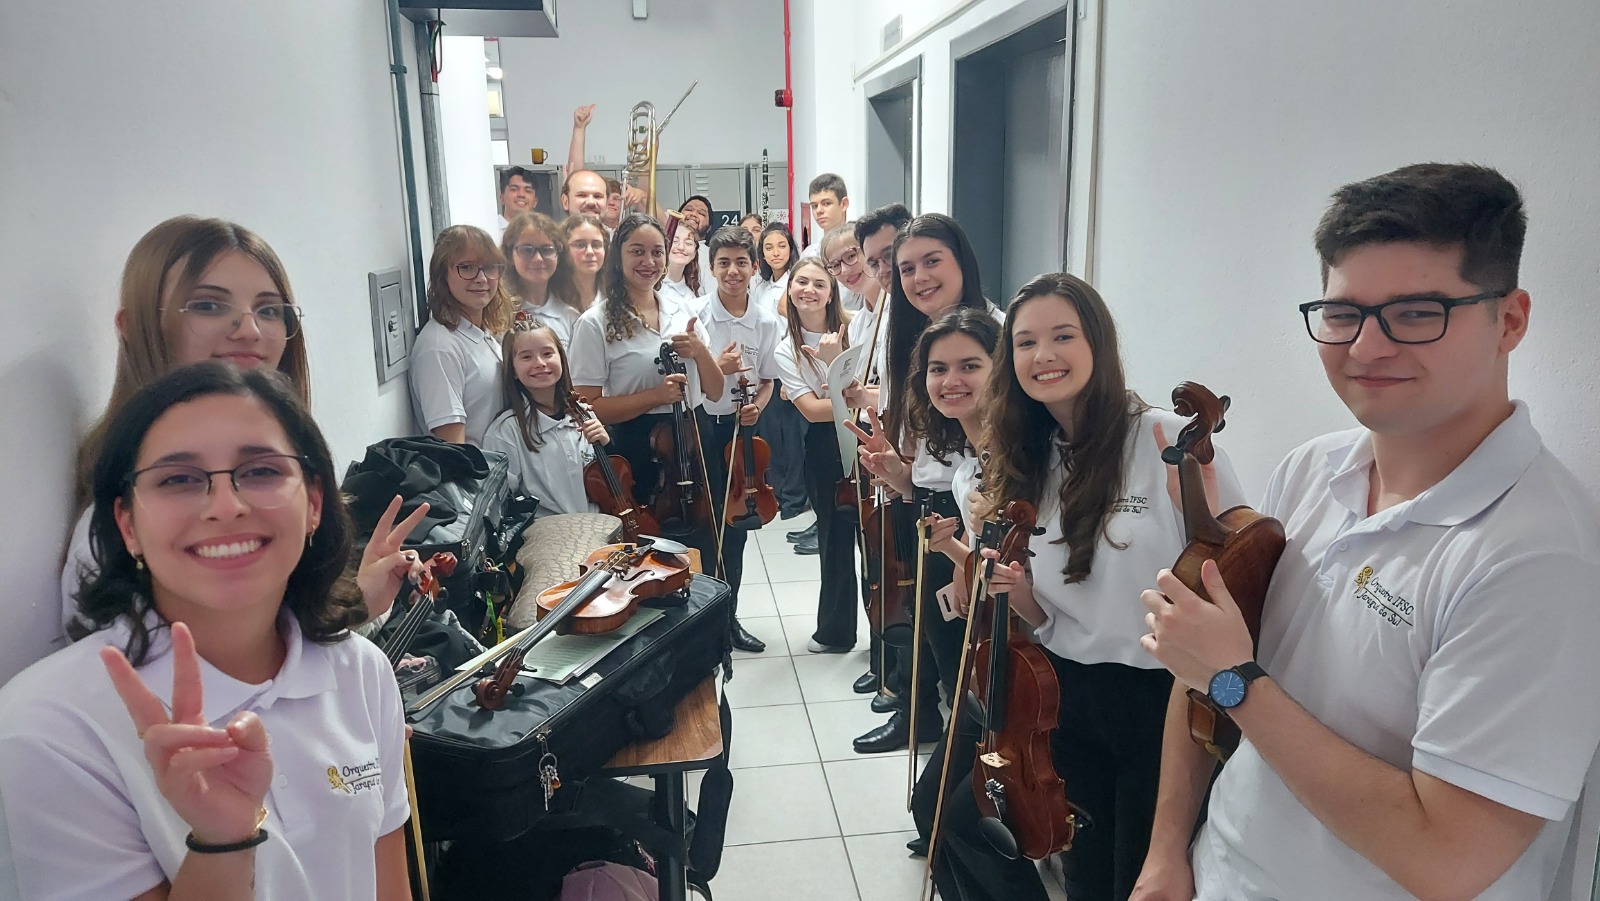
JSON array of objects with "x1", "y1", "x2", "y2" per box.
[
  {"x1": 730, "y1": 619, "x2": 766, "y2": 653},
  {"x1": 906, "y1": 836, "x2": 929, "y2": 858},
  {"x1": 854, "y1": 708, "x2": 939, "y2": 753},
  {"x1": 786, "y1": 522, "x2": 818, "y2": 543},
  {"x1": 852, "y1": 671, "x2": 878, "y2": 694},
  {"x1": 794, "y1": 534, "x2": 820, "y2": 555},
  {"x1": 870, "y1": 690, "x2": 901, "y2": 714}
]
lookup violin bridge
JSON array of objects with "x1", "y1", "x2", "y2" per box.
[{"x1": 979, "y1": 751, "x2": 1012, "y2": 769}]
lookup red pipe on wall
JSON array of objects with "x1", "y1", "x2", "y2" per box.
[{"x1": 782, "y1": 0, "x2": 796, "y2": 239}]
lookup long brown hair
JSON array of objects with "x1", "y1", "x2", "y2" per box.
[
  {"x1": 426, "y1": 225, "x2": 514, "y2": 334},
  {"x1": 977, "y1": 273, "x2": 1147, "y2": 583},
  {"x1": 600, "y1": 213, "x2": 664, "y2": 343},
  {"x1": 903, "y1": 308, "x2": 999, "y2": 463},
  {"x1": 75, "y1": 216, "x2": 310, "y2": 509},
  {"x1": 780, "y1": 259, "x2": 850, "y2": 381},
  {"x1": 551, "y1": 214, "x2": 607, "y2": 312},
  {"x1": 499, "y1": 317, "x2": 575, "y2": 451},
  {"x1": 501, "y1": 211, "x2": 568, "y2": 306}
]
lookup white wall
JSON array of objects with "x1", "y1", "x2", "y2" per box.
[
  {"x1": 496, "y1": 1, "x2": 788, "y2": 171},
  {"x1": 439, "y1": 35, "x2": 499, "y2": 232},
  {"x1": 794, "y1": 0, "x2": 1600, "y2": 504},
  {"x1": 0, "y1": 1, "x2": 424, "y2": 680}
]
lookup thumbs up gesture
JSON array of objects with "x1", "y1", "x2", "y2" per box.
[{"x1": 670, "y1": 316, "x2": 710, "y2": 361}]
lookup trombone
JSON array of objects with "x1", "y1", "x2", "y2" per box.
[{"x1": 623, "y1": 81, "x2": 697, "y2": 214}]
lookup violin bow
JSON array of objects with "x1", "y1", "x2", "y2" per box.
[{"x1": 905, "y1": 492, "x2": 930, "y2": 811}]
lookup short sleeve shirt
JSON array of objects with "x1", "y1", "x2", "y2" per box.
[
  {"x1": 481, "y1": 409, "x2": 599, "y2": 518},
  {"x1": 567, "y1": 293, "x2": 706, "y2": 417},
  {"x1": 0, "y1": 614, "x2": 409, "y2": 900},
  {"x1": 774, "y1": 327, "x2": 830, "y2": 402},
  {"x1": 518, "y1": 297, "x2": 581, "y2": 347},
  {"x1": 409, "y1": 316, "x2": 505, "y2": 445},
  {"x1": 1193, "y1": 402, "x2": 1600, "y2": 900},
  {"x1": 696, "y1": 293, "x2": 785, "y2": 415}
]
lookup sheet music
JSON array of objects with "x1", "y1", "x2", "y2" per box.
[{"x1": 517, "y1": 607, "x2": 666, "y2": 684}]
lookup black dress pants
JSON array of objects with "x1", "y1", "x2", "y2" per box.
[
  {"x1": 937, "y1": 656, "x2": 1173, "y2": 901},
  {"x1": 609, "y1": 413, "x2": 721, "y2": 591},
  {"x1": 802, "y1": 421, "x2": 858, "y2": 648},
  {"x1": 696, "y1": 410, "x2": 753, "y2": 604},
  {"x1": 759, "y1": 393, "x2": 809, "y2": 517}
]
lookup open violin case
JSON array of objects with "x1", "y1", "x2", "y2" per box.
[{"x1": 408, "y1": 573, "x2": 732, "y2": 843}]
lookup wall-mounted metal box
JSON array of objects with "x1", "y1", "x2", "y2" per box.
[{"x1": 368, "y1": 268, "x2": 415, "y2": 385}]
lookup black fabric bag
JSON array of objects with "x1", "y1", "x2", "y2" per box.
[
  {"x1": 408, "y1": 574, "x2": 733, "y2": 843},
  {"x1": 342, "y1": 437, "x2": 526, "y2": 633}
]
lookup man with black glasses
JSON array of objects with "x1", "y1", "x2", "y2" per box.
[{"x1": 1134, "y1": 163, "x2": 1600, "y2": 901}]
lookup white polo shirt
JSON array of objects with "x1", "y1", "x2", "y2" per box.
[
  {"x1": 58, "y1": 507, "x2": 95, "y2": 641},
  {"x1": 659, "y1": 276, "x2": 700, "y2": 307},
  {"x1": 774, "y1": 327, "x2": 831, "y2": 402},
  {"x1": 844, "y1": 299, "x2": 888, "y2": 390},
  {"x1": 911, "y1": 439, "x2": 972, "y2": 494},
  {"x1": 697, "y1": 293, "x2": 784, "y2": 416},
  {"x1": 1193, "y1": 402, "x2": 1600, "y2": 901},
  {"x1": 482, "y1": 408, "x2": 599, "y2": 518},
  {"x1": 752, "y1": 271, "x2": 789, "y2": 313},
  {"x1": 0, "y1": 612, "x2": 409, "y2": 900},
  {"x1": 518, "y1": 296, "x2": 580, "y2": 347},
  {"x1": 409, "y1": 316, "x2": 505, "y2": 446},
  {"x1": 568, "y1": 293, "x2": 706, "y2": 416}
]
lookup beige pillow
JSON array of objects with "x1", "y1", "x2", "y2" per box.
[{"x1": 507, "y1": 513, "x2": 623, "y2": 630}]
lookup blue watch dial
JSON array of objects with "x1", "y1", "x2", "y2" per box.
[{"x1": 1209, "y1": 669, "x2": 1248, "y2": 709}]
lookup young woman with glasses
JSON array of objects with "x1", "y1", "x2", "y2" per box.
[
  {"x1": 6, "y1": 363, "x2": 419, "y2": 900},
  {"x1": 409, "y1": 224, "x2": 515, "y2": 446},
  {"x1": 553, "y1": 214, "x2": 608, "y2": 313},
  {"x1": 502, "y1": 211, "x2": 579, "y2": 345}
]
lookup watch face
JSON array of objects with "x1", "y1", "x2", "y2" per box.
[{"x1": 1209, "y1": 669, "x2": 1248, "y2": 709}]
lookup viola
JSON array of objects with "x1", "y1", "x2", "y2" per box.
[
  {"x1": 566, "y1": 389, "x2": 661, "y2": 542},
  {"x1": 649, "y1": 343, "x2": 716, "y2": 539},
  {"x1": 723, "y1": 375, "x2": 778, "y2": 529},
  {"x1": 962, "y1": 501, "x2": 1077, "y2": 861},
  {"x1": 859, "y1": 483, "x2": 916, "y2": 648},
  {"x1": 1161, "y1": 382, "x2": 1287, "y2": 759},
  {"x1": 472, "y1": 538, "x2": 693, "y2": 711},
  {"x1": 379, "y1": 551, "x2": 458, "y2": 668}
]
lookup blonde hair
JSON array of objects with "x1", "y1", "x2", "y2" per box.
[
  {"x1": 74, "y1": 216, "x2": 310, "y2": 507},
  {"x1": 426, "y1": 225, "x2": 515, "y2": 334}
]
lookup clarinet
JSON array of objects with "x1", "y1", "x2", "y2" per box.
[{"x1": 760, "y1": 148, "x2": 771, "y2": 224}]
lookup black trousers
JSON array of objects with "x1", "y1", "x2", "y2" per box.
[
  {"x1": 802, "y1": 421, "x2": 859, "y2": 648},
  {"x1": 758, "y1": 393, "x2": 808, "y2": 517},
  {"x1": 938, "y1": 657, "x2": 1174, "y2": 901},
  {"x1": 695, "y1": 410, "x2": 754, "y2": 605},
  {"x1": 608, "y1": 413, "x2": 723, "y2": 595}
]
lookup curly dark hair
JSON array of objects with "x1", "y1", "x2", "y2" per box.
[
  {"x1": 69, "y1": 362, "x2": 361, "y2": 664},
  {"x1": 600, "y1": 213, "x2": 665, "y2": 343},
  {"x1": 976, "y1": 273, "x2": 1148, "y2": 584},
  {"x1": 903, "y1": 308, "x2": 999, "y2": 463}
]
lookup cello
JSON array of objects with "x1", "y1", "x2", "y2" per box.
[
  {"x1": 565, "y1": 389, "x2": 661, "y2": 542},
  {"x1": 722, "y1": 374, "x2": 778, "y2": 530},
  {"x1": 1160, "y1": 382, "x2": 1287, "y2": 759},
  {"x1": 649, "y1": 343, "x2": 717, "y2": 544},
  {"x1": 962, "y1": 501, "x2": 1077, "y2": 861}
]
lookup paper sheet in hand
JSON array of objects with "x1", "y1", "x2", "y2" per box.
[{"x1": 517, "y1": 607, "x2": 666, "y2": 684}]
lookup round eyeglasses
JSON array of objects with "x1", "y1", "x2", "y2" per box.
[
  {"x1": 1298, "y1": 292, "x2": 1503, "y2": 345},
  {"x1": 176, "y1": 300, "x2": 302, "y2": 340},
  {"x1": 127, "y1": 454, "x2": 310, "y2": 510},
  {"x1": 454, "y1": 262, "x2": 506, "y2": 281}
]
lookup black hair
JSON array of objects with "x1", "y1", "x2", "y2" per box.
[
  {"x1": 904, "y1": 308, "x2": 1000, "y2": 462},
  {"x1": 707, "y1": 225, "x2": 758, "y2": 266},
  {"x1": 600, "y1": 212, "x2": 665, "y2": 342},
  {"x1": 71, "y1": 362, "x2": 360, "y2": 665},
  {"x1": 758, "y1": 222, "x2": 798, "y2": 282},
  {"x1": 883, "y1": 213, "x2": 988, "y2": 447},
  {"x1": 500, "y1": 166, "x2": 534, "y2": 193},
  {"x1": 853, "y1": 203, "x2": 912, "y2": 248},
  {"x1": 808, "y1": 173, "x2": 848, "y2": 201},
  {"x1": 1314, "y1": 163, "x2": 1526, "y2": 293},
  {"x1": 679, "y1": 195, "x2": 714, "y2": 236}
]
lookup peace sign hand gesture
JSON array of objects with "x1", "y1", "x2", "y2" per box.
[
  {"x1": 356, "y1": 495, "x2": 433, "y2": 623},
  {"x1": 100, "y1": 622, "x2": 273, "y2": 845}
]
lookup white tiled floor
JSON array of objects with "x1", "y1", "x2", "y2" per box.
[{"x1": 707, "y1": 510, "x2": 1067, "y2": 900}]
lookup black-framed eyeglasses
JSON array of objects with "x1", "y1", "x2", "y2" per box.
[
  {"x1": 454, "y1": 262, "x2": 506, "y2": 281},
  {"x1": 176, "y1": 299, "x2": 302, "y2": 340},
  {"x1": 126, "y1": 454, "x2": 310, "y2": 509},
  {"x1": 1298, "y1": 291, "x2": 1503, "y2": 345},
  {"x1": 513, "y1": 244, "x2": 559, "y2": 261},
  {"x1": 825, "y1": 248, "x2": 861, "y2": 275}
]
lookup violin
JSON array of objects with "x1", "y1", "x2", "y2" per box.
[
  {"x1": 859, "y1": 484, "x2": 916, "y2": 648},
  {"x1": 378, "y1": 551, "x2": 458, "y2": 668},
  {"x1": 649, "y1": 343, "x2": 716, "y2": 539},
  {"x1": 471, "y1": 538, "x2": 693, "y2": 711},
  {"x1": 566, "y1": 389, "x2": 661, "y2": 542},
  {"x1": 961, "y1": 501, "x2": 1077, "y2": 861},
  {"x1": 1161, "y1": 382, "x2": 1287, "y2": 759},
  {"x1": 723, "y1": 375, "x2": 778, "y2": 530}
]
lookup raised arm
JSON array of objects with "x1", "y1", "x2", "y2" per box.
[{"x1": 566, "y1": 104, "x2": 594, "y2": 178}]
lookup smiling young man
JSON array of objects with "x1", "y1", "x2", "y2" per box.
[
  {"x1": 497, "y1": 166, "x2": 539, "y2": 231},
  {"x1": 560, "y1": 170, "x2": 609, "y2": 222},
  {"x1": 1135, "y1": 163, "x2": 1600, "y2": 901}
]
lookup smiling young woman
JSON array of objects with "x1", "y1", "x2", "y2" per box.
[
  {"x1": 6, "y1": 363, "x2": 419, "y2": 900},
  {"x1": 409, "y1": 225, "x2": 515, "y2": 446}
]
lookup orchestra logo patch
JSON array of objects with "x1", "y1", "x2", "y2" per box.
[
  {"x1": 326, "y1": 758, "x2": 383, "y2": 795},
  {"x1": 1353, "y1": 565, "x2": 1414, "y2": 628}
]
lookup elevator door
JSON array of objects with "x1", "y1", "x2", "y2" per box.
[{"x1": 868, "y1": 86, "x2": 915, "y2": 209}]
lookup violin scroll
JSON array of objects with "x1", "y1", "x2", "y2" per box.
[{"x1": 1163, "y1": 382, "x2": 1232, "y2": 466}]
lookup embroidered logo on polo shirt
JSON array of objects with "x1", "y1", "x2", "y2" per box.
[
  {"x1": 326, "y1": 758, "x2": 383, "y2": 795},
  {"x1": 1110, "y1": 494, "x2": 1150, "y2": 515},
  {"x1": 1353, "y1": 565, "x2": 1414, "y2": 628}
]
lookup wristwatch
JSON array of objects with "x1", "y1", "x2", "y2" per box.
[{"x1": 1207, "y1": 661, "x2": 1267, "y2": 710}]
